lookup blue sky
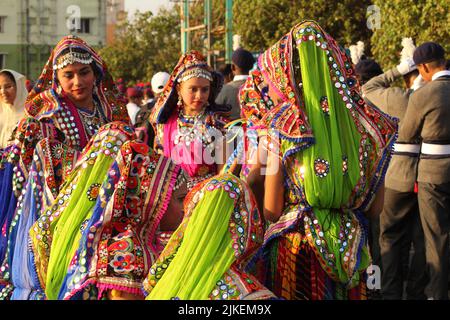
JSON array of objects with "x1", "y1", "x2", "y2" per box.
[{"x1": 125, "y1": 0, "x2": 173, "y2": 18}]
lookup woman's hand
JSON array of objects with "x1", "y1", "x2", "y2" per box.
[{"x1": 107, "y1": 289, "x2": 145, "y2": 300}]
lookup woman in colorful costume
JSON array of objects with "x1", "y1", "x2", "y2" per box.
[
  {"x1": 243, "y1": 21, "x2": 397, "y2": 300},
  {"x1": 143, "y1": 173, "x2": 275, "y2": 300},
  {"x1": 149, "y1": 51, "x2": 231, "y2": 190},
  {"x1": 233, "y1": 69, "x2": 277, "y2": 213},
  {"x1": 53, "y1": 137, "x2": 188, "y2": 300},
  {"x1": 27, "y1": 120, "x2": 188, "y2": 299},
  {"x1": 0, "y1": 35, "x2": 130, "y2": 299},
  {"x1": 0, "y1": 69, "x2": 28, "y2": 148}
]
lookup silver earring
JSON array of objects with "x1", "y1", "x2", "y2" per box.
[{"x1": 177, "y1": 95, "x2": 183, "y2": 108}]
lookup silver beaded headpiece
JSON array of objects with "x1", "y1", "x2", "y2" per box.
[
  {"x1": 177, "y1": 67, "x2": 213, "y2": 83},
  {"x1": 53, "y1": 45, "x2": 94, "y2": 70}
]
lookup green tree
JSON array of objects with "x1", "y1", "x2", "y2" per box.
[
  {"x1": 184, "y1": 0, "x2": 228, "y2": 67},
  {"x1": 189, "y1": 0, "x2": 226, "y2": 51},
  {"x1": 98, "y1": 1, "x2": 449, "y2": 84},
  {"x1": 370, "y1": 0, "x2": 449, "y2": 69},
  {"x1": 233, "y1": 0, "x2": 373, "y2": 53},
  {"x1": 99, "y1": 8, "x2": 181, "y2": 84}
]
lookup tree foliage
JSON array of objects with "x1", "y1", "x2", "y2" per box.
[
  {"x1": 233, "y1": 0, "x2": 373, "y2": 53},
  {"x1": 371, "y1": 0, "x2": 449, "y2": 69},
  {"x1": 99, "y1": 8, "x2": 181, "y2": 84},
  {"x1": 189, "y1": 0, "x2": 226, "y2": 52},
  {"x1": 99, "y1": 1, "x2": 449, "y2": 84}
]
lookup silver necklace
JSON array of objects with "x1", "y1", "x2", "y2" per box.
[{"x1": 174, "y1": 110, "x2": 205, "y2": 147}]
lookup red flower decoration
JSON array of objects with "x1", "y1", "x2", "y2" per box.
[
  {"x1": 320, "y1": 96, "x2": 330, "y2": 115},
  {"x1": 127, "y1": 176, "x2": 138, "y2": 189},
  {"x1": 108, "y1": 237, "x2": 132, "y2": 253},
  {"x1": 110, "y1": 252, "x2": 135, "y2": 273},
  {"x1": 87, "y1": 183, "x2": 101, "y2": 201},
  {"x1": 314, "y1": 158, "x2": 330, "y2": 178}
]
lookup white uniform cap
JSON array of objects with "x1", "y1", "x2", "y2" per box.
[{"x1": 151, "y1": 72, "x2": 170, "y2": 94}]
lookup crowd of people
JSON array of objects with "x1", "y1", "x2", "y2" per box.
[{"x1": 0, "y1": 19, "x2": 448, "y2": 301}]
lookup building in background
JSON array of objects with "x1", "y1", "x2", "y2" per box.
[
  {"x1": 106, "y1": 0, "x2": 126, "y2": 45},
  {"x1": 0, "y1": 0, "x2": 123, "y2": 80}
]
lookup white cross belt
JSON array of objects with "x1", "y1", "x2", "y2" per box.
[
  {"x1": 421, "y1": 143, "x2": 450, "y2": 155},
  {"x1": 393, "y1": 143, "x2": 421, "y2": 154}
]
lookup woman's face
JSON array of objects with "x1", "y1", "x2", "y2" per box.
[
  {"x1": 159, "y1": 180, "x2": 188, "y2": 232},
  {"x1": 56, "y1": 62, "x2": 96, "y2": 106},
  {"x1": 177, "y1": 77, "x2": 211, "y2": 114},
  {"x1": 0, "y1": 73, "x2": 17, "y2": 105}
]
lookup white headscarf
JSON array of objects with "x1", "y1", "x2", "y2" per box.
[
  {"x1": 0, "y1": 69, "x2": 28, "y2": 148},
  {"x1": 349, "y1": 41, "x2": 365, "y2": 65}
]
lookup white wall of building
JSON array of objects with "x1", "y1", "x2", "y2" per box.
[
  {"x1": 56, "y1": 0, "x2": 106, "y2": 46},
  {"x1": 0, "y1": 0, "x2": 108, "y2": 78},
  {"x1": 0, "y1": 0, "x2": 107, "y2": 46},
  {"x1": 0, "y1": 0, "x2": 21, "y2": 44}
]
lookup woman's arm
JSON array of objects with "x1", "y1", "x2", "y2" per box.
[
  {"x1": 263, "y1": 148, "x2": 284, "y2": 223},
  {"x1": 216, "y1": 132, "x2": 237, "y2": 174},
  {"x1": 246, "y1": 137, "x2": 268, "y2": 215}
]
